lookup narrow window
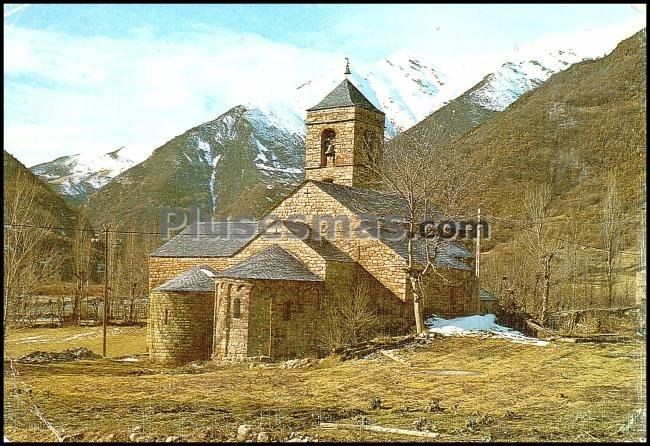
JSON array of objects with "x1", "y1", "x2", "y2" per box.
[
  {"x1": 164, "y1": 309, "x2": 169, "y2": 325},
  {"x1": 232, "y1": 298, "x2": 242, "y2": 319}
]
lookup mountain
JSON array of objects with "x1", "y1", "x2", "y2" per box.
[
  {"x1": 391, "y1": 47, "x2": 594, "y2": 147},
  {"x1": 26, "y1": 30, "x2": 643, "y2": 232},
  {"x1": 4, "y1": 150, "x2": 82, "y2": 280},
  {"x1": 289, "y1": 49, "x2": 587, "y2": 137},
  {"x1": 30, "y1": 147, "x2": 144, "y2": 207},
  {"x1": 466, "y1": 49, "x2": 584, "y2": 112},
  {"x1": 81, "y1": 106, "x2": 305, "y2": 227},
  {"x1": 4, "y1": 150, "x2": 79, "y2": 230},
  {"x1": 451, "y1": 29, "x2": 646, "y2": 247},
  {"x1": 29, "y1": 50, "x2": 591, "y2": 209},
  {"x1": 28, "y1": 37, "x2": 622, "y2": 206}
]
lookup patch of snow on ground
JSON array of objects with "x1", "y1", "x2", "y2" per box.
[
  {"x1": 425, "y1": 314, "x2": 549, "y2": 346},
  {"x1": 116, "y1": 357, "x2": 139, "y2": 362},
  {"x1": 15, "y1": 335, "x2": 51, "y2": 344},
  {"x1": 62, "y1": 332, "x2": 97, "y2": 342}
]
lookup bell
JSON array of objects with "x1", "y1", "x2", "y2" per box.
[{"x1": 325, "y1": 143, "x2": 336, "y2": 157}]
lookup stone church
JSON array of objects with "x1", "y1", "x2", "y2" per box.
[{"x1": 147, "y1": 76, "x2": 479, "y2": 365}]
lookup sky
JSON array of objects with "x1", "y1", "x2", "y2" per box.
[{"x1": 3, "y1": 4, "x2": 646, "y2": 167}]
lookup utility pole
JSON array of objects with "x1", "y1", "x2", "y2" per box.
[
  {"x1": 102, "y1": 224, "x2": 110, "y2": 358},
  {"x1": 475, "y1": 208, "x2": 481, "y2": 279},
  {"x1": 268, "y1": 296, "x2": 273, "y2": 358}
]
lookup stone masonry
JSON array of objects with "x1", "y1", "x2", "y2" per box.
[
  {"x1": 305, "y1": 106, "x2": 384, "y2": 189},
  {"x1": 148, "y1": 290, "x2": 214, "y2": 365},
  {"x1": 147, "y1": 76, "x2": 478, "y2": 365}
]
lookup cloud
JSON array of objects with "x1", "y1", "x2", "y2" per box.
[
  {"x1": 3, "y1": 12, "x2": 646, "y2": 167},
  {"x1": 4, "y1": 25, "x2": 344, "y2": 165}
]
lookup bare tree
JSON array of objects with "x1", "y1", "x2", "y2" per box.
[
  {"x1": 71, "y1": 216, "x2": 94, "y2": 325},
  {"x1": 367, "y1": 126, "x2": 489, "y2": 333},
  {"x1": 522, "y1": 183, "x2": 562, "y2": 325},
  {"x1": 602, "y1": 176, "x2": 623, "y2": 307},
  {"x1": 114, "y1": 227, "x2": 151, "y2": 323},
  {"x1": 3, "y1": 168, "x2": 61, "y2": 339},
  {"x1": 320, "y1": 281, "x2": 379, "y2": 350}
]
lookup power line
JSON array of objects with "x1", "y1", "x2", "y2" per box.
[
  {"x1": 485, "y1": 214, "x2": 640, "y2": 257},
  {"x1": 5, "y1": 219, "x2": 644, "y2": 258},
  {"x1": 485, "y1": 215, "x2": 643, "y2": 226},
  {"x1": 3, "y1": 222, "x2": 266, "y2": 237}
]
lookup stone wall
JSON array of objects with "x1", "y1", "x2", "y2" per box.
[
  {"x1": 326, "y1": 261, "x2": 412, "y2": 334},
  {"x1": 250, "y1": 280, "x2": 323, "y2": 359},
  {"x1": 420, "y1": 268, "x2": 480, "y2": 318},
  {"x1": 148, "y1": 290, "x2": 214, "y2": 365},
  {"x1": 212, "y1": 264, "x2": 410, "y2": 361},
  {"x1": 212, "y1": 280, "x2": 252, "y2": 360},
  {"x1": 305, "y1": 106, "x2": 384, "y2": 188},
  {"x1": 357, "y1": 238, "x2": 410, "y2": 300},
  {"x1": 232, "y1": 224, "x2": 329, "y2": 279},
  {"x1": 213, "y1": 278, "x2": 324, "y2": 360},
  {"x1": 149, "y1": 257, "x2": 230, "y2": 290},
  {"x1": 270, "y1": 183, "x2": 411, "y2": 301}
]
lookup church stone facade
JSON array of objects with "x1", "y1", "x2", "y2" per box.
[
  {"x1": 304, "y1": 80, "x2": 385, "y2": 188},
  {"x1": 147, "y1": 78, "x2": 479, "y2": 365}
]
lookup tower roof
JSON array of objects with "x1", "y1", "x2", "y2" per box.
[{"x1": 307, "y1": 79, "x2": 383, "y2": 113}]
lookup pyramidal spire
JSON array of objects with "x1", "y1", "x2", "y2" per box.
[{"x1": 344, "y1": 57, "x2": 351, "y2": 76}]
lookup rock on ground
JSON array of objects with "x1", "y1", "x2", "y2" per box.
[
  {"x1": 237, "y1": 424, "x2": 254, "y2": 441},
  {"x1": 16, "y1": 347, "x2": 101, "y2": 364}
]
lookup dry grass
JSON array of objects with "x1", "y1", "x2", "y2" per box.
[
  {"x1": 4, "y1": 326, "x2": 145, "y2": 359},
  {"x1": 3, "y1": 327, "x2": 646, "y2": 442}
]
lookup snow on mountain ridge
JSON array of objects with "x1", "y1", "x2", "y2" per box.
[
  {"x1": 30, "y1": 146, "x2": 144, "y2": 198},
  {"x1": 32, "y1": 27, "x2": 638, "y2": 202},
  {"x1": 469, "y1": 49, "x2": 585, "y2": 111}
]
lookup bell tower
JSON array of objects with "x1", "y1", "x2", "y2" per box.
[{"x1": 304, "y1": 63, "x2": 385, "y2": 190}]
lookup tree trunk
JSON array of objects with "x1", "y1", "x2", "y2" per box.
[
  {"x1": 411, "y1": 277, "x2": 425, "y2": 334},
  {"x1": 72, "y1": 276, "x2": 81, "y2": 326},
  {"x1": 541, "y1": 253, "x2": 553, "y2": 326},
  {"x1": 606, "y1": 250, "x2": 615, "y2": 307},
  {"x1": 407, "y1": 227, "x2": 425, "y2": 334}
]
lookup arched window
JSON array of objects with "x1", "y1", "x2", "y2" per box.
[
  {"x1": 232, "y1": 298, "x2": 242, "y2": 319},
  {"x1": 321, "y1": 129, "x2": 336, "y2": 166}
]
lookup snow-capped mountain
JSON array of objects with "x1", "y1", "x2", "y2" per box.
[
  {"x1": 282, "y1": 54, "x2": 458, "y2": 137},
  {"x1": 82, "y1": 105, "x2": 305, "y2": 227},
  {"x1": 32, "y1": 31, "x2": 633, "y2": 210},
  {"x1": 270, "y1": 45, "x2": 594, "y2": 137},
  {"x1": 30, "y1": 147, "x2": 145, "y2": 205},
  {"x1": 467, "y1": 49, "x2": 584, "y2": 112}
]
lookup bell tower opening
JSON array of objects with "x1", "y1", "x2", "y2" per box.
[
  {"x1": 304, "y1": 63, "x2": 385, "y2": 190},
  {"x1": 321, "y1": 129, "x2": 336, "y2": 167}
]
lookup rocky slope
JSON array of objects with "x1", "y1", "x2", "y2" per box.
[{"x1": 81, "y1": 106, "x2": 305, "y2": 227}]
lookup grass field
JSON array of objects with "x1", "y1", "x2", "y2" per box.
[
  {"x1": 4, "y1": 326, "x2": 145, "y2": 359},
  {"x1": 3, "y1": 327, "x2": 646, "y2": 442}
]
